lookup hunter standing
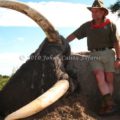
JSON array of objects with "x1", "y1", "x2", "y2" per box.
[{"x1": 67, "y1": 0, "x2": 120, "y2": 115}]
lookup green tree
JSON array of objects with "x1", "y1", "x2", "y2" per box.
[
  {"x1": 0, "y1": 74, "x2": 2, "y2": 78},
  {"x1": 109, "y1": 0, "x2": 120, "y2": 17},
  {"x1": 0, "y1": 75, "x2": 10, "y2": 90}
]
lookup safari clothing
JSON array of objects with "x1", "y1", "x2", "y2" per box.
[
  {"x1": 72, "y1": 19, "x2": 119, "y2": 72},
  {"x1": 90, "y1": 49, "x2": 115, "y2": 72},
  {"x1": 73, "y1": 19, "x2": 119, "y2": 51}
]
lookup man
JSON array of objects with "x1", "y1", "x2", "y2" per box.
[{"x1": 67, "y1": 0, "x2": 120, "y2": 115}]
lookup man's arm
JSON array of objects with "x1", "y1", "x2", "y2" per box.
[
  {"x1": 114, "y1": 38, "x2": 120, "y2": 68},
  {"x1": 66, "y1": 22, "x2": 87, "y2": 42},
  {"x1": 114, "y1": 40, "x2": 120, "y2": 59},
  {"x1": 111, "y1": 22, "x2": 120, "y2": 63},
  {"x1": 66, "y1": 34, "x2": 76, "y2": 43}
]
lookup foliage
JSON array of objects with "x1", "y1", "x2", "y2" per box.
[
  {"x1": 0, "y1": 75, "x2": 10, "y2": 90},
  {"x1": 109, "y1": 0, "x2": 120, "y2": 17}
]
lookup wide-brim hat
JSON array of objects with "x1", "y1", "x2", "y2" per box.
[{"x1": 87, "y1": 0, "x2": 109, "y2": 15}]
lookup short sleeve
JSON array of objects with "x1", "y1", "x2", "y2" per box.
[
  {"x1": 111, "y1": 23, "x2": 120, "y2": 42},
  {"x1": 73, "y1": 22, "x2": 88, "y2": 40}
]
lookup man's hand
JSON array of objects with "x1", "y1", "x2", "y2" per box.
[
  {"x1": 66, "y1": 34, "x2": 76, "y2": 42},
  {"x1": 114, "y1": 60, "x2": 120, "y2": 69}
]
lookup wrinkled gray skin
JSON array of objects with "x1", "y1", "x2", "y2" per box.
[
  {"x1": 0, "y1": 1, "x2": 77, "y2": 119},
  {"x1": 0, "y1": 36, "x2": 77, "y2": 118}
]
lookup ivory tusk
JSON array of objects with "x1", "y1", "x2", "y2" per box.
[
  {"x1": 0, "y1": 0, "x2": 60, "y2": 42},
  {"x1": 5, "y1": 80, "x2": 69, "y2": 120}
]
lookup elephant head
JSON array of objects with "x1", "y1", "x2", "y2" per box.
[{"x1": 0, "y1": 0, "x2": 71, "y2": 120}]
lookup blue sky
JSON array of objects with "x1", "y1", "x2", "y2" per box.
[
  {"x1": 0, "y1": 0, "x2": 119, "y2": 75},
  {"x1": 20, "y1": 0, "x2": 117, "y2": 7}
]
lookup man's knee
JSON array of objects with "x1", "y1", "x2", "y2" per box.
[
  {"x1": 93, "y1": 69, "x2": 105, "y2": 78},
  {"x1": 93, "y1": 69, "x2": 106, "y2": 84},
  {"x1": 105, "y1": 72, "x2": 114, "y2": 83}
]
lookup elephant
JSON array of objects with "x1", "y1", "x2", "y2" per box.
[
  {"x1": 0, "y1": 1, "x2": 76, "y2": 120},
  {"x1": 0, "y1": 1, "x2": 120, "y2": 120}
]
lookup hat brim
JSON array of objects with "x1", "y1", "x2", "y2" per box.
[{"x1": 87, "y1": 7, "x2": 109, "y2": 15}]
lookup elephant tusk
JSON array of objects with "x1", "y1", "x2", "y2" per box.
[
  {"x1": 0, "y1": 0, "x2": 60, "y2": 42},
  {"x1": 5, "y1": 80, "x2": 69, "y2": 120},
  {"x1": 0, "y1": 1, "x2": 67, "y2": 119}
]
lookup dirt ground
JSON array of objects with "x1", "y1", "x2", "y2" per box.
[
  {"x1": 1, "y1": 92, "x2": 120, "y2": 120},
  {"x1": 21, "y1": 92, "x2": 120, "y2": 120}
]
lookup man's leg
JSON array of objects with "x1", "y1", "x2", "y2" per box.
[
  {"x1": 93, "y1": 69, "x2": 112, "y2": 115},
  {"x1": 105, "y1": 72, "x2": 114, "y2": 95},
  {"x1": 94, "y1": 70, "x2": 117, "y2": 115},
  {"x1": 93, "y1": 69, "x2": 110, "y2": 95}
]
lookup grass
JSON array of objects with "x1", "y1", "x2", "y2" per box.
[{"x1": 0, "y1": 76, "x2": 10, "y2": 90}]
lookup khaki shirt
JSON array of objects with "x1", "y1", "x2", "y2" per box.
[{"x1": 73, "y1": 21, "x2": 119, "y2": 51}]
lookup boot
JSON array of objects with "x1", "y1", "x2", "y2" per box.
[
  {"x1": 99, "y1": 95, "x2": 108, "y2": 115},
  {"x1": 99, "y1": 94, "x2": 118, "y2": 116},
  {"x1": 104, "y1": 94, "x2": 118, "y2": 114}
]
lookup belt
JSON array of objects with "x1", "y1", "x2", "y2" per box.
[{"x1": 91, "y1": 47, "x2": 113, "y2": 52}]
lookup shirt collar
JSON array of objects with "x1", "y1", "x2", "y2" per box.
[{"x1": 91, "y1": 19, "x2": 111, "y2": 29}]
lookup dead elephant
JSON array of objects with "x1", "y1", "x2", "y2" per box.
[{"x1": 0, "y1": 1, "x2": 78, "y2": 120}]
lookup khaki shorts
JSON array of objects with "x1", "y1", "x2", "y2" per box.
[{"x1": 90, "y1": 49, "x2": 115, "y2": 72}]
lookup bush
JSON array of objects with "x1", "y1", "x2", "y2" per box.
[
  {"x1": 0, "y1": 76, "x2": 10, "y2": 90},
  {"x1": 0, "y1": 75, "x2": 2, "y2": 78},
  {"x1": 2, "y1": 75, "x2": 9, "y2": 79}
]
